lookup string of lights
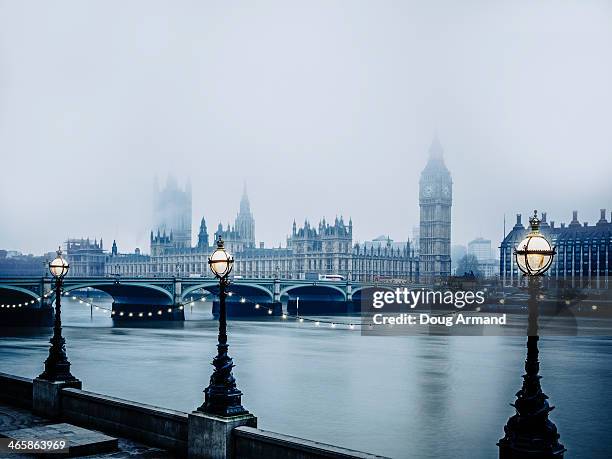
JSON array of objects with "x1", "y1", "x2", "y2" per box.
[
  {"x1": 0, "y1": 290, "x2": 54, "y2": 309},
  {"x1": 66, "y1": 291, "x2": 209, "y2": 318},
  {"x1": 3, "y1": 287, "x2": 496, "y2": 331},
  {"x1": 46, "y1": 288, "x2": 364, "y2": 329}
]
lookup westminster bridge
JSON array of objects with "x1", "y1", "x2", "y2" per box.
[{"x1": 0, "y1": 276, "x2": 410, "y2": 324}]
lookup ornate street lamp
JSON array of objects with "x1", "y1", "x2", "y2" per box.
[
  {"x1": 498, "y1": 211, "x2": 565, "y2": 458},
  {"x1": 514, "y1": 212, "x2": 555, "y2": 277},
  {"x1": 198, "y1": 236, "x2": 248, "y2": 416},
  {"x1": 39, "y1": 248, "x2": 78, "y2": 382}
]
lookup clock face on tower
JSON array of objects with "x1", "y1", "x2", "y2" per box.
[
  {"x1": 422, "y1": 185, "x2": 434, "y2": 198},
  {"x1": 442, "y1": 185, "x2": 451, "y2": 198}
]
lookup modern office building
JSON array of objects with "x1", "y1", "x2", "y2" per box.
[
  {"x1": 467, "y1": 237, "x2": 498, "y2": 278},
  {"x1": 468, "y1": 238, "x2": 492, "y2": 261}
]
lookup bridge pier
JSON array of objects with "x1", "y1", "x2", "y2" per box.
[
  {"x1": 287, "y1": 298, "x2": 350, "y2": 315},
  {"x1": 346, "y1": 279, "x2": 353, "y2": 302},
  {"x1": 273, "y1": 279, "x2": 280, "y2": 303},
  {"x1": 212, "y1": 299, "x2": 281, "y2": 318},
  {"x1": 41, "y1": 278, "x2": 53, "y2": 306},
  {"x1": 0, "y1": 306, "x2": 53, "y2": 327},
  {"x1": 173, "y1": 277, "x2": 182, "y2": 311},
  {"x1": 0, "y1": 279, "x2": 53, "y2": 327}
]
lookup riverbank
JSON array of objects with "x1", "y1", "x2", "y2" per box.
[{"x1": 0, "y1": 372, "x2": 386, "y2": 458}]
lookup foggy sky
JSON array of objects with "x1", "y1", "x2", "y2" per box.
[{"x1": 1, "y1": 0, "x2": 611, "y2": 255}]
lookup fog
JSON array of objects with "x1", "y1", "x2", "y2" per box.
[{"x1": 1, "y1": 0, "x2": 611, "y2": 255}]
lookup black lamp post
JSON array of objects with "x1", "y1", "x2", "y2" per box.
[
  {"x1": 498, "y1": 211, "x2": 565, "y2": 458},
  {"x1": 39, "y1": 248, "x2": 78, "y2": 382},
  {"x1": 198, "y1": 236, "x2": 248, "y2": 417}
]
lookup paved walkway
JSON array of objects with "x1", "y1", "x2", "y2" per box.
[{"x1": 0, "y1": 403, "x2": 176, "y2": 458}]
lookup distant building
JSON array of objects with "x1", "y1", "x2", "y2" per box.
[
  {"x1": 468, "y1": 238, "x2": 491, "y2": 261},
  {"x1": 108, "y1": 190, "x2": 418, "y2": 281},
  {"x1": 107, "y1": 240, "x2": 150, "y2": 276},
  {"x1": 197, "y1": 217, "x2": 209, "y2": 249},
  {"x1": 466, "y1": 238, "x2": 498, "y2": 278},
  {"x1": 362, "y1": 235, "x2": 411, "y2": 252},
  {"x1": 411, "y1": 227, "x2": 420, "y2": 254},
  {"x1": 214, "y1": 183, "x2": 256, "y2": 254},
  {"x1": 419, "y1": 135, "x2": 452, "y2": 279},
  {"x1": 214, "y1": 222, "x2": 249, "y2": 256},
  {"x1": 104, "y1": 138, "x2": 457, "y2": 283},
  {"x1": 153, "y1": 176, "x2": 192, "y2": 249},
  {"x1": 234, "y1": 183, "x2": 255, "y2": 248},
  {"x1": 65, "y1": 238, "x2": 106, "y2": 277},
  {"x1": 476, "y1": 259, "x2": 499, "y2": 279},
  {"x1": 287, "y1": 217, "x2": 354, "y2": 279},
  {"x1": 451, "y1": 245, "x2": 467, "y2": 275},
  {"x1": 500, "y1": 209, "x2": 612, "y2": 287}
]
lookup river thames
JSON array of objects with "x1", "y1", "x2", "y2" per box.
[{"x1": 1, "y1": 299, "x2": 611, "y2": 458}]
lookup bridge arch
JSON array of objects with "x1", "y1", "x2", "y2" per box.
[
  {"x1": 64, "y1": 282, "x2": 174, "y2": 302},
  {"x1": 182, "y1": 282, "x2": 274, "y2": 302},
  {"x1": 0, "y1": 285, "x2": 41, "y2": 302},
  {"x1": 280, "y1": 283, "x2": 347, "y2": 301},
  {"x1": 181, "y1": 282, "x2": 220, "y2": 300}
]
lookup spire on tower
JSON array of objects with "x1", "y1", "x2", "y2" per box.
[
  {"x1": 198, "y1": 217, "x2": 209, "y2": 248},
  {"x1": 428, "y1": 132, "x2": 444, "y2": 160},
  {"x1": 239, "y1": 181, "x2": 250, "y2": 213}
]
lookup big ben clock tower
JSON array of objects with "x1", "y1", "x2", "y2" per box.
[{"x1": 419, "y1": 135, "x2": 452, "y2": 280}]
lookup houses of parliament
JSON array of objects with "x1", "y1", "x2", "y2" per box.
[{"x1": 74, "y1": 138, "x2": 453, "y2": 281}]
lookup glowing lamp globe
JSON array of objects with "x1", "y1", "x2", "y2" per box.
[
  {"x1": 49, "y1": 248, "x2": 70, "y2": 278},
  {"x1": 209, "y1": 236, "x2": 234, "y2": 278},
  {"x1": 514, "y1": 211, "x2": 556, "y2": 276}
]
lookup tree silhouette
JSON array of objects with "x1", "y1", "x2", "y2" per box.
[{"x1": 456, "y1": 254, "x2": 483, "y2": 277}]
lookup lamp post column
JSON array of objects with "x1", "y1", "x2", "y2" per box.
[
  {"x1": 189, "y1": 236, "x2": 255, "y2": 459},
  {"x1": 34, "y1": 248, "x2": 81, "y2": 419},
  {"x1": 498, "y1": 275, "x2": 565, "y2": 458},
  {"x1": 40, "y1": 275, "x2": 76, "y2": 381},
  {"x1": 499, "y1": 211, "x2": 564, "y2": 458},
  {"x1": 199, "y1": 274, "x2": 247, "y2": 416}
]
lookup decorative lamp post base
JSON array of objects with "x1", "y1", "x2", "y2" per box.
[
  {"x1": 198, "y1": 346, "x2": 249, "y2": 417},
  {"x1": 498, "y1": 364, "x2": 565, "y2": 458},
  {"x1": 199, "y1": 387, "x2": 249, "y2": 417},
  {"x1": 498, "y1": 414, "x2": 566, "y2": 458},
  {"x1": 38, "y1": 365, "x2": 78, "y2": 383},
  {"x1": 39, "y1": 336, "x2": 78, "y2": 382}
]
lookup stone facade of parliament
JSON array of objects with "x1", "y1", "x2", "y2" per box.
[{"x1": 88, "y1": 139, "x2": 453, "y2": 282}]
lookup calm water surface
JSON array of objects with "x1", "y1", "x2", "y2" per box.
[{"x1": 1, "y1": 299, "x2": 611, "y2": 459}]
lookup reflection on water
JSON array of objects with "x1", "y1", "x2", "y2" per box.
[{"x1": 0, "y1": 299, "x2": 611, "y2": 458}]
